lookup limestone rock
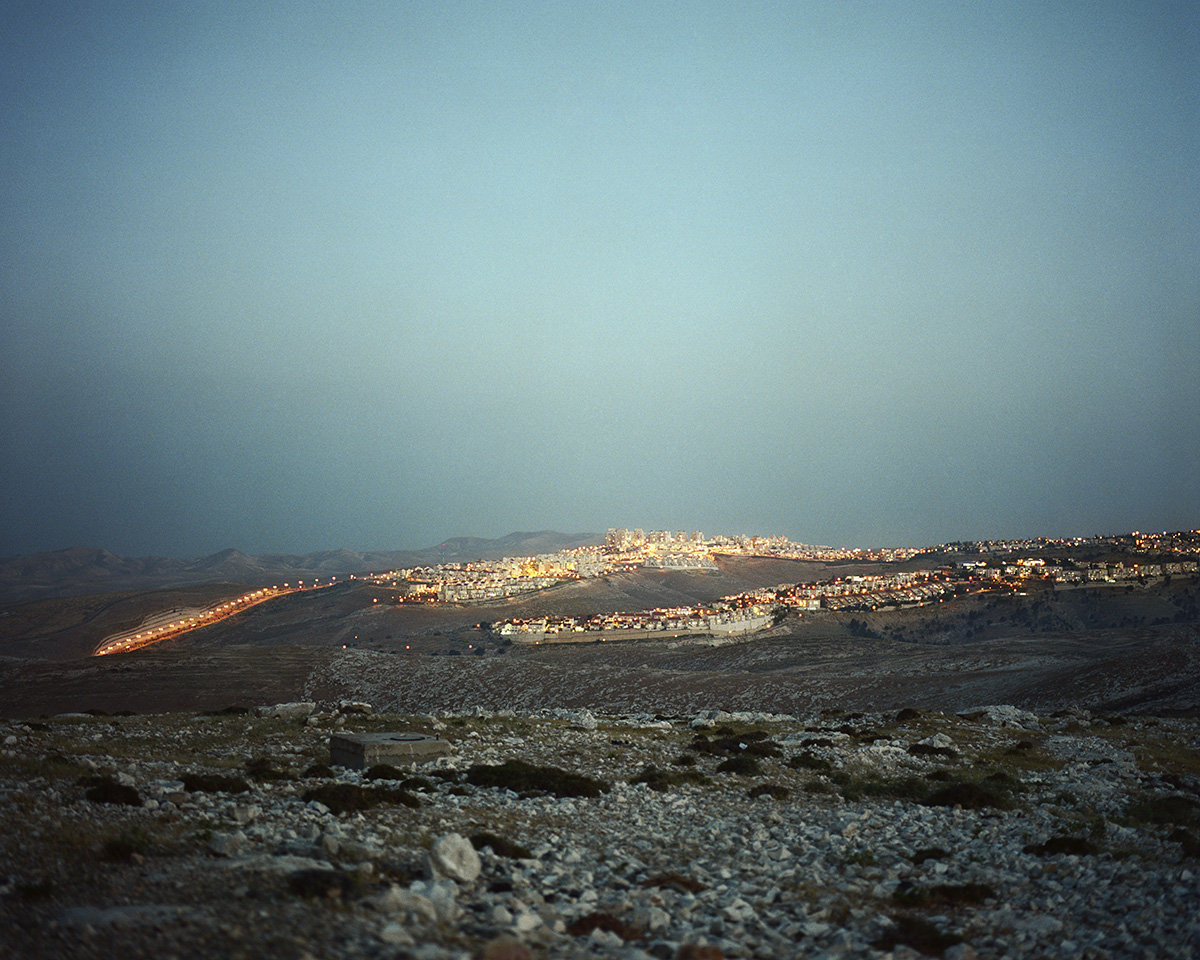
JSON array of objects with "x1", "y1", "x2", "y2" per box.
[
  {"x1": 425, "y1": 832, "x2": 481, "y2": 883},
  {"x1": 256, "y1": 702, "x2": 316, "y2": 720},
  {"x1": 207, "y1": 830, "x2": 246, "y2": 857}
]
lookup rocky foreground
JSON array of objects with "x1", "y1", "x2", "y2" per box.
[{"x1": 1, "y1": 703, "x2": 1199, "y2": 960}]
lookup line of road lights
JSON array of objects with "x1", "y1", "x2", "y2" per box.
[{"x1": 95, "y1": 578, "x2": 336, "y2": 655}]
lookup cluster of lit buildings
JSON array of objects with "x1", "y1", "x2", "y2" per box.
[
  {"x1": 365, "y1": 551, "x2": 612, "y2": 604},
  {"x1": 604, "y1": 528, "x2": 922, "y2": 563},
  {"x1": 494, "y1": 600, "x2": 775, "y2": 642},
  {"x1": 365, "y1": 526, "x2": 1200, "y2": 639},
  {"x1": 927, "y1": 529, "x2": 1200, "y2": 559}
]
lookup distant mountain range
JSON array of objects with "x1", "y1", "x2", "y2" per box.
[{"x1": 0, "y1": 532, "x2": 601, "y2": 602}]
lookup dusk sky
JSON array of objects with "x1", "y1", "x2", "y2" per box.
[{"x1": 3, "y1": 1, "x2": 1197, "y2": 559}]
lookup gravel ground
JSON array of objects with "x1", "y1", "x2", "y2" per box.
[{"x1": 2, "y1": 703, "x2": 1199, "y2": 960}]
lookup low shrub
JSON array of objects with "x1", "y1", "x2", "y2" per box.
[
  {"x1": 287, "y1": 868, "x2": 360, "y2": 900},
  {"x1": 631, "y1": 765, "x2": 709, "y2": 792},
  {"x1": 1168, "y1": 827, "x2": 1200, "y2": 858},
  {"x1": 908, "y1": 743, "x2": 957, "y2": 759},
  {"x1": 364, "y1": 764, "x2": 407, "y2": 781},
  {"x1": 16, "y1": 880, "x2": 55, "y2": 901},
  {"x1": 465, "y1": 760, "x2": 609, "y2": 799},
  {"x1": 245, "y1": 756, "x2": 292, "y2": 781},
  {"x1": 930, "y1": 882, "x2": 996, "y2": 905},
  {"x1": 748, "y1": 784, "x2": 789, "y2": 800},
  {"x1": 923, "y1": 781, "x2": 1011, "y2": 811},
  {"x1": 567, "y1": 911, "x2": 639, "y2": 939},
  {"x1": 102, "y1": 829, "x2": 151, "y2": 862},
  {"x1": 692, "y1": 731, "x2": 781, "y2": 758},
  {"x1": 716, "y1": 755, "x2": 762, "y2": 776},
  {"x1": 182, "y1": 772, "x2": 250, "y2": 794},
  {"x1": 1023, "y1": 836, "x2": 1099, "y2": 857},
  {"x1": 715, "y1": 737, "x2": 781, "y2": 758},
  {"x1": 894, "y1": 881, "x2": 996, "y2": 908},
  {"x1": 788, "y1": 751, "x2": 832, "y2": 773},
  {"x1": 82, "y1": 775, "x2": 141, "y2": 806},
  {"x1": 642, "y1": 872, "x2": 706, "y2": 893},
  {"x1": 469, "y1": 832, "x2": 532, "y2": 859},
  {"x1": 875, "y1": 914, "x2": 963, "y2": 955},
  {"x1": 301, "y1": 782, "x2": 421, "y2": 815},
  {"x1": 1126, "y1": 795, "x2": 1200, "y2": 828},
  {"x1": 840, "y1": 776, "x2": 929, "y2": 803}
]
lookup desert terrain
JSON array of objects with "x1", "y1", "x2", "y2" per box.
[
  {"x1": 1, "y1": 549, "x2": 1197, "y2": 720},
  {"x1": 1, "y1": 546, "x2": 1199, "y2": 959}
]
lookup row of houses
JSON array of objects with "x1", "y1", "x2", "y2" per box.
[{"x1": 494, "y1": 602, "x2": 773, "y2": 641}]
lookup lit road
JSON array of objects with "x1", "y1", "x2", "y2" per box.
[{"x1": 92, "y1": 580, "x2": 336, "y2": 656}]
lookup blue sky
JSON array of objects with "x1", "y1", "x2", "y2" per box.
[{"x1": 2, "y1": 1, "x2": 1197, "y2": 557}]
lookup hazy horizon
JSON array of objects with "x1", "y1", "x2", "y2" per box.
[{"x1": 3, "y1": 2, "x2": 1197, "y2": 559}]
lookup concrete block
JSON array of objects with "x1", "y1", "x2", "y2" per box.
[{"x1": 329, "y1": 732, "x2": 452, "y2": 770}]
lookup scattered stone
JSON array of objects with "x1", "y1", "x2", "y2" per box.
[
  {"x1": 4, "y1": 704, "x2": 1200, "y2": 960},
  {"x1": 959, "y1": 704, "x2": 1041, "y2": 729},
  {"x1": 514, "y1": 910, "x2": 542, "y2": 933},
  {"x1": 425, "y1": 832, "x2": 481, "y2": 883},
  {"x1": 207, "y1": 831, "x2": 247, "y2": 857},
  {"x1": 378, "y1": 920, "x2": 414, "y2": 945},
  {"x1": 231, "y1": 804, "x2": 259, "y2": 824}
]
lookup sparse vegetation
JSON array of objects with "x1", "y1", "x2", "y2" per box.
[
  {"x1": 630, "y1": 764, "x2": 709, "y2": 792},
  {"x1": 181, "y1": 772, "x2": 250, "y2": 794},
  {"x1": 464, "y1": 759, "x2": 609, "y2": 798},
  {"x1": 1023, "y1": 835, "x2": 1100, "y2": 857},
  {"x1": 469, "y1": 832, "x2": 532, "y2": 859},
  {"x1": 301, "y1": 782, "x2": 421, "y2": 815},
  {"x1": 875, "y1": 914, "x2": 963, "y2": 954},
  {"x1": 788, "y1": 750, "x2": 833, "y2": 772},
  {"x1": 923, "y1": 781, "x2": 1013, "y2": 811},
  {"x1": 1125, "y1": 794, "x2": 1200, "y2": 829},
  {"x1": 716, "y1": 754, "x2": 763, "y2": 776},
  {"x1": 82, "y1": 775, "x2": 141, "y2": 806},
  {"x1": 101, "y1": 828, "x2": 152, "y2": 862}
]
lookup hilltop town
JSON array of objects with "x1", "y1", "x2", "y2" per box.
[{"x1": 362, "y1": 528, "x2": 1200, "y2": 644}]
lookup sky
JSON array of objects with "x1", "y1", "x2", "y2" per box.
[{"x1": 2, "y1": 1, "x2": 1197, "y2": 558}]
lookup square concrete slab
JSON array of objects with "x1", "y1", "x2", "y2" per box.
[{"x1": 329, "y1": 732, "x2": 452, "y2": 769}]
